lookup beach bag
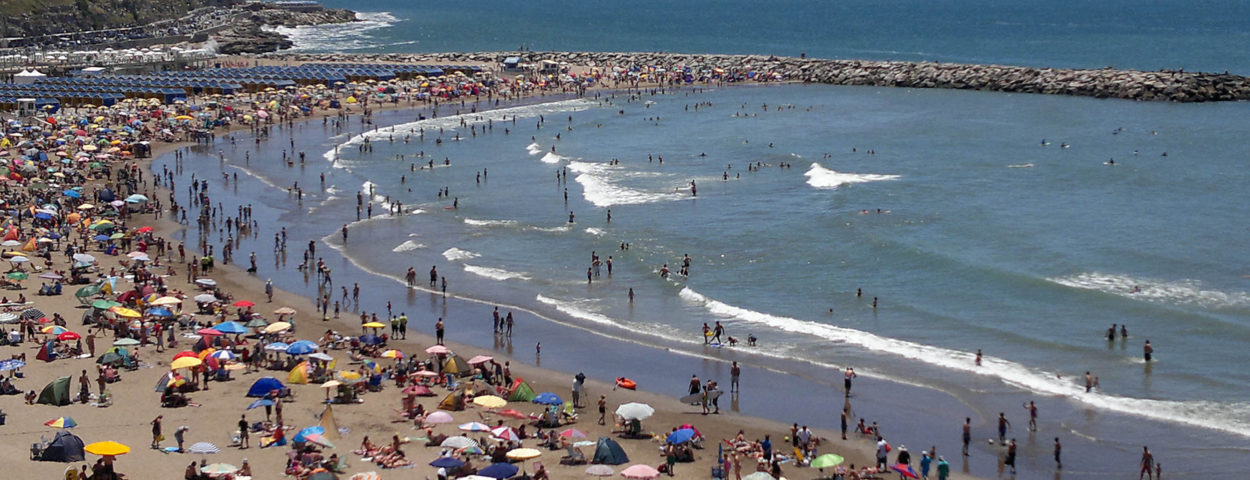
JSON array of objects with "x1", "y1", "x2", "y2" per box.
[{"x1": 885, "y1": 442, "x2": 892, "y2": 453}]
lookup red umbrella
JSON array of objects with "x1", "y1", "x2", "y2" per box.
[
  {"x1": 891, "y1": 464, "x2": 919, "y2": 479},
  {"x1": 136, "y1": 226, "x2": 153, "y2": 233},
  {"x1": 172, "y1": 350, "x2": 198, "y2": 360},
  {"x1": 402, "y1": 384, "x2": 433, "y2": 396},
  {"x1": 232, "y1": 300, "x2": 255, "y2": 308},
  {"x1": 197, "y1": 328, "x2": 223, "y2": 336},
  {"x1": 497, "y1": 409, "x2": 528, "y2": 420},
  {"x1": 57, "y1": 331, "x2": 82, "y2": 341}
]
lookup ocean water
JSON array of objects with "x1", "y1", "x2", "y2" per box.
[
  {"x1": 284, "y1": 0, "x2": 1250, "y2": 74},
  {"x1": 189, "y1": 2, "x2": 1250, "y2": 477}
]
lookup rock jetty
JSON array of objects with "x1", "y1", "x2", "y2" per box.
[{"x1": 269, "y1": 51, "x2": 1250, "y2": 102}]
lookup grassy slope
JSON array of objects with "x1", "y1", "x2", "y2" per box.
[{"x1": 0, "y1": 0, "x2": 236, "y2": 37}]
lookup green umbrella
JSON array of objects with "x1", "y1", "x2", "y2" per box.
[
  {"x1": 76, "y1": 285, "x2": 101, "y2": 298},
  {"x1": 6, "y1": 272, "x2": 27, "y2": 280},
  {"x1": 112, "y1": 338, "x2": 139, "y2": 347},
  {"x1": 811, "y1": 453, "x2": 845, "y2": 469},
  {"x1": 92, "y1": 299, "x2": 121, "y2": 309},
  {"x1": 109, "y1": 233, "x2": 125, "y2": 239}
]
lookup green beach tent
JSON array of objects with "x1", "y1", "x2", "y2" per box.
[
  {"x1": 37, "y1": 376, "x2": 72, "y2": 406},
  {"x1": 507, "y1": 378, "x2": 536, "y2": 402}
]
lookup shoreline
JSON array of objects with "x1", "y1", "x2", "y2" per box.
[{"x1": 134, "y1": 87, "x2": 911, "y2": 479}]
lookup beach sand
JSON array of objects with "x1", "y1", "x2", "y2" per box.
[{"x1": 0, "y1": 64, "x2": 908, "y2": 480}]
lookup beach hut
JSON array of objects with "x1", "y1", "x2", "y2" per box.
[
  {"x1": 37, "y1": 376, "x2": 72, "y2": 406},
  {"x1": 246, "y1": 376, "x2": 286, "y2": 398},
  {"x1": 592, "y1": 437, "x2": 629, "y2": 465},
  {"x1": 507, "y1": 378, "x2": 536, "y2": 402},
  {"x1": 37, "y1": 429, "x2": 85, "y2": 462}
]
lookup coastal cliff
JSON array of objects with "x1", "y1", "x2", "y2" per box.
[{"x1": 272, "y1": 51, "x2": 1250, "y2": 103}]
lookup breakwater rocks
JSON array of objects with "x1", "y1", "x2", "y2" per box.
[
  {"x1": 270, "y1": 51, "x2": 1250, "y2": 102},
  {"x1": 216, "y1": 5, "x2": 357, "y2": 55}
]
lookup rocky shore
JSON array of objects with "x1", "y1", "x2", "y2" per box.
[
  {"x1": 215, "y1": 5, "x2": 358, "y2": 55},
  {"x1": 270, "y1": 51, "x2": 1250, "y2": 102}
]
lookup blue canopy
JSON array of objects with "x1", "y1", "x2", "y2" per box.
[
  {"x1": 212, "y1": 321, "x2": 248, "y2": 334},
  {"x1": 477, "y1": 462, "x2": 519, "y2": 479},
  {"x1": 286, "y1": 340, "x2": 317, "y2": 355},
  {"x1": 430, "y1": 456, "x2": 465, "y2": 468},
  {"x1": 247, "y1": 398, "x2": 274, "y2": 410},
  {"x1": 293, "y1": 425, "x2": 325, "y2": 442},
  {"x1": 246, "y1": 377, "x2": 285, "y2": 397},
  {"x1": 532, "y1": 392, "x2": 563, "y2": 405},
  {"x1": 666, "y1": 428, "x2": 696, "y2": 444},
  {"x1": 62, "y1": 190, "x2": 81, "y2": 198},
  {"x1": 358, "y1": 334, "x2": 383, "y2": 345}
]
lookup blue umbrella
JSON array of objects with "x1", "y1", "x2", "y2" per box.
[
  {"x1": 92, "y1": 234, "x2": 110, "y2": 241},
  {"x1": 359, "y1": 334, "x2": 383, "y2": 345},
  {"x1": 293, "y1": 425, "x2": 325, "y2": 443},
  {"x1": 146, "y1": 307, "x2": 173, "y2": 317},
  {"x1": 666, "y1": 428, "x2": 696, "y2": 444},
  {"x1": 62, "y1": 190, "x2": 81, "y2": 199},
  {"x1": 212, "y1": 321, "x2": 248, "y2": 334},
  {"x1": 265, "y1": 342, "x2": 289, "y2": 352},
  {"x1": 532, "y1": 392, "x2": 563, "y2": 405},
  {"x1": 477, "y1": 462, "x2": 519, "y2": 479},
  {"x1": 429, "y1": 456, "x2": 465, "y2": 468},
  {"x1": 286, "y1": 340, "x2": 317, "y2": 355},
  {"x1": 247, "y1": 398, "x2": 274, "y2": 410},
  {"x1": 34, "y1": 213, "x2": 52, "y2": 220}
]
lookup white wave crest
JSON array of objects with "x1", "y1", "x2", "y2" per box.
[
  {"x1": 536, "y1": 295, "x2": 616, "y2": 326},
  {"x1": 585, "y1": 227, "x2": 606, "y2": 236},
  {"x1": 464, "y1": 264, "x2": 532, "y2": 281},
  {"x1": 464, "y1": 218, "x2": 518, "y2": 227},
  {"x1": 678, "y1": 287, "x2": 1250, "y2": 437},
  {"x1": 526, "y1": 143, "x2": 543, "y2": 155},
  {"x1": 391, "y1": 240, "x2": 425, "y2": 253},
  {"x1": 540, "y1": 152, "x2": 566, "y2": 164},
  {"x1": 568, "y1": 161, "x2": 680, "y2": 208},
  {"x1": 804, "y1": 162, "x2": 900, "y2": 189},
  {"x1": 266, "y1": 12, "x2": 399, "y2": 53},
  {"x1": 1049, "y1": 272, "x2": 1250, "y2": 310},
  {"x1": 442, "y1": 248, "x2": 480, "y2": 261}
]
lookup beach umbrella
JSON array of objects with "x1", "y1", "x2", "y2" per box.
[
  {"x1": 615, "y1": 403, "x2": 654, "y2": 420},
  {"x1": 72, "y1": 253, "x2": 96, "y2": 264},
  {"x1": 348, "y1": 473, "x2": 380, "y2": 480},
  {"x1": 0, "y1": 313, "x2": 16, "y2": 325},
  {"x1": 265, "y1": 342, "x2": 289, "y2": 352},
  {"x1": 146, "y1": 308, "x2": 172, "y2": 317},
  {"x1": 333, "y1": 370, "x2": 364, "y2": 384},
  {"x1": 380, "y1": 349, "x2": 404, "y2": 359},
  {"x1": 245, "y1": 318, "x2": 269, "y2": 328},
  {"x1": 490, "y1": 426, "x2": 520, "y2": 442},
  {"x1": 358, "y1": 334, "x2": 382, "y2": 345},
  {"x1": 467, "y1": 355, "x2": 493, "y2": 365},
  {"x1": 247, "y1": 399, "x2": 274, "y2": 410},
  {"x1": 264, "y1": 322, "x2": 291, "y2": 334},
  {"x1": 187, "y1": 442, "x2": 220, "y2": 454},
  {"x1": 458, "y1": 422, "x2": 491, "y2": 432},
  {"x1": 84, "y1": 441, "x2": 130, "y2": 456},
  {"x1": 90, "y1": 299, "x2": 119, "y2": 310},
  {"x1": 621, "y1": 464, "x2": 661, "y2": 479},
  {"x1": 429, "y1": 456, "x2": 465, "y2": 469},
  {"x1": 170, "y1": 356, "x2": 202, "y2": 370},
  {"x1": 212, "y1": 321, "x2": 247, "y2": 334},
  {"x1": 424, "y1": 345, "x2": 449, "y2": 355},
  {"x1": 812, "y1": 453, "x2": 846, "y2": 469},
  {"x1": 424, "y1": 411, "x2": 454, "y2": 424},
  {"x1": 232, "y1": 300, "x2": 254, "y2": 307},
  {"x1": 559, "y1": 428, "x2": 587, "y2": 439},
  {"x1": 45, "y1": 416, "x2": 77, "y2": 428},
  {"x1": 439, "y1": 436, "x2": 478, "y2": 450},
  {"x1": 112, "y1": 338, "x2": 139, "y2": 346},
  {"x1": 891, "y1": 464, "x2": 919, "y2": 479},
  {"x1": 200, "y1": 463, "x2": 237, "y2": 475},
  {"x1": 476, "y1": 462, "x2": 519, "y2": 479},
  {"x1": 209, "y1": 350, "x2": 236, "y2": 361},
  {"x1": 150, "y1": 296, "x2": 182, "y2": 306},
  {"x1": 360, "y1": 322, "x2": 386, "y2": 329},
  {"x1": 666, "y1": 428, "x2": 696, "y2": 444},
  {"x1": 57, "y1": 331, "x2": 81, "y2": 341},
  {"x1": 532, "y1": 392, "x2": 563, "y2": 405},
  {"x1": 42, "y1": 325, "x2": 69, "y2": 335},
  {"x1": 110, "y1": 307, "x2": 141, "y2": 318},
  {"x1": 309, "y1": 352, "x2": 334, "y2": 362},
  {"x1": 402, "y1": 384, "x2": 432, "y2": 396},
  {"x1": 273, "y1": 307, "x2": 297, "y2": 315},
  {"x1": 22, "y1": 308, "x2": 47, "y2": 320},
  {"x1": 505, "y1": 448, "x2": 542, "y2": 461},
  {"x1": 193, "y1": 294, "x2": 219, "y2": 304},
  {"x1": 496, "y1": 409, "x2": 527, "y2": 420},
  {"x1": 0, "y1": 240, "x2": 19, "y2": 247},
  {"x1": 303, "y1": 433, "x2": 336, "y2": 449},
  {"x1": 197, "y1": 328, "x2": 223, "y2": 337},
  {"x1": 472, "y1": 395, "x2": 507, "y2": 409},
  {"x1": 585, "y1": 464, "x2": 614, "y2": 476},
  {"x1": 293, "y1": 426, "x2": 325, "y2": 443},
  {"x1": 286, "y1": 340, "x2": 317, "y2": 355},
  {"x1": 194, "y1": 278, "x2": 217, "y2": 288}
]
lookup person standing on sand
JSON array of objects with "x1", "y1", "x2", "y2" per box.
[
  {"x1": 265, "y1": 279, "x2": 273, "y2": 303},
  {"x1": 151, "y1": 415, "x2": 163, "y2": 449},
  {"x1": 961, "y1": 417, "x2": 971, "y2": 456},
  {"x1": 730, "y1": 361, "x2": 740, "y2": 393},
  {"x1": 937, "y1": 456, "x2": 950, "y2": 480},
  {"x1": 435, "y1": 318, "x2": 445, "y2": 345},
  {"x1": 598, "y1": 394, "x2": 607, "y2": 425},
  {"x1": 1140, "y1": 446, "x2": 1155, "y2": 480},
  {"x1": 239, "y1": 414, "x2": 250, "y2": 449}
]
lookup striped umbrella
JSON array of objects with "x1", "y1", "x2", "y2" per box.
[
  {"x1": 187, "y1": 442, "x2": 220, "y2": 454},
  {"x1": 45, "y1": 416, "x2": 77, "y2": 428}
]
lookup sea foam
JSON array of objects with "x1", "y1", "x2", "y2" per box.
[{"x1": 804, "y1": 162, "x2": 900, "y2": 189}]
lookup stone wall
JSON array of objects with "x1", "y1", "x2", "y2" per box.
[{"x1": 270, "y1": 51, "x2": 1250, "y2": 103}]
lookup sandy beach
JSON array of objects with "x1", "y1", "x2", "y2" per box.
[{"x1": 0, "y1": 58, "x2": 927, "y2": 480}]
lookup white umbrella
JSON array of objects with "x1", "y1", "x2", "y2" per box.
[
  {"x1": 187, "y1": 442, "x2": 220, "y2": 454},
  {"x1": 0, "y1": 240, "x2": 20, "y2": 247},
  {"x1": 8, "y1": 256, "x2": 29, "y2": 263},
  {"x1": 72, "y1": 253, "x2": 96, "y2": 263},
  {"x1": 308, "y1": 352, "x2": 334, "y2": 362},
  {"x1": 194, "y1": 294, "x2": 218, "y2": 303},
  {"x1": 439, "y1": 436, "x2": 479, "y2": 450},
  {"x1": 586, "y1": 464, "x2": 615, "y2": 476},
  {"x1": 615, "y1": 402, "x2": 655, "y2": 420}
]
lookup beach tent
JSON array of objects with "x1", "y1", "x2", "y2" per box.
[
  {"x1": 592, "y1": 437, "x2": 629, "y2": 465},
  {"x1": 442, "y1": 354, "x2": 473, "y2": 378},
  {"x1": 287, "y1": 361, "x2": 311, "y2": 384},
  {"x1": 37, "y1": 376, "x2": 72, "y2": 406},
  {"x1": 318, "y1": 404, "x2": 340, "y2": 440},
  {"x1": 35, "y1": 340, "x2": 56, "y2": 362},
  {"x1": 246, "y1": 376, "x2": 285, "y2": 397},
  {"x1": 437, "y1": 389, "x2": 465, "y2": 411},
  {"x1": 38, "y1": 429, "x2": 85, "y2": 462},
  {"x1": 507, "y1": 378, "x2": 536, "y2": 402}
]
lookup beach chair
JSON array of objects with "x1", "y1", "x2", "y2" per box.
[{"x1": 561, "y1": 402, "x2": 578, "y2": 423}]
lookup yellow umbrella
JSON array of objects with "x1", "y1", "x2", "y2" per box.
[
  {"x1": 170, "y1": 356, "x2": 202, "y2": 370},
  {"x1": 321, "y1": 380, "x2": 342, "y2": 389},
  {"x1": 84, "y1": 441, "x2": 130, "y2": 456},
  {"x1": 264, "y1": 322, "x2": 291, "y2": 334},
  {"x1": 472, "y1": 395, "x2": 507, "y2": 409},
  {"x1": 150, "y1": 296, "x2": 182, "y2": 306},
  {"x1": 361, "y1": 322, "x2": 386, "y2": 329},
  {"x1": 506, "y1": 448, "x2": 542, "y2": 461},
  {"x1": 380, "y1": 349, "x2": 404, "y2": 359},
  {"x1": 109, "y1": 307, "x2": 141, "y2": 318}
]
